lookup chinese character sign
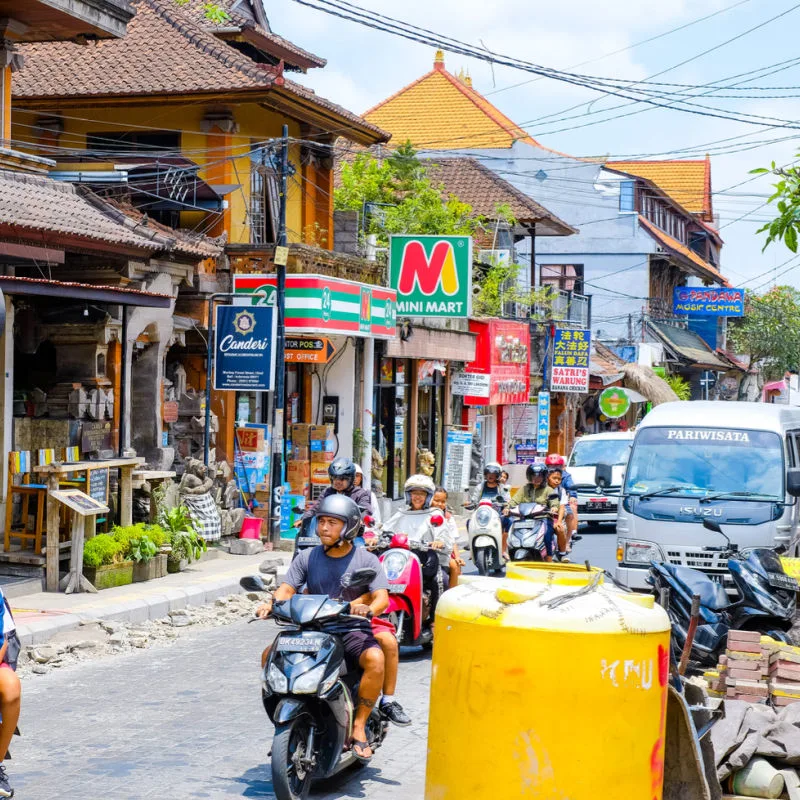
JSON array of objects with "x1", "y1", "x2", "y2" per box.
[
  {"x1": 537, "y1": 391, "x2": 551, "y2": 453},
  {"x1": 550, "y1": 327, "x2": 591, "y2": 393}
]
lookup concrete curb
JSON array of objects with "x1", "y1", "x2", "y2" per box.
[{"x1": 15, "y1": 569, "x2": 288, "y2": 647}]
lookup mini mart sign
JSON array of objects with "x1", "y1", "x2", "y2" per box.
[
  {"x1": 389, "y1": 235, "x2": 472, "y2": 318},
  {"x1": 233, "y1": 274, "x2": 397, "y2": 339}
]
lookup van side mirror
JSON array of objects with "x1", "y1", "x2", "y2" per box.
[
  {"x1": 595, "y1": 462, "x2": 613, "y2": 489},
  {"x1": 788, "y1": 469, "x2": 800, "y2": 498}
]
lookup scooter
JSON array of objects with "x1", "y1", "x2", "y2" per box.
[
  {"x1": 507, "y1": 502, "x2": 552, "y2": 562},
  {"x1": 241, "y1": 570, "x2": 389, "y2": 800},
  {"x1": 466, "y1": 501, "x2": 505, "y2": 575},
  {"x1": 648, "y1": 519, "x2": 798, "y2": 670}
]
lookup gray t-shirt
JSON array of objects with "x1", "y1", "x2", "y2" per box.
[{"x1": 283, "y1": 545, "x2": 388, "y2": 602}]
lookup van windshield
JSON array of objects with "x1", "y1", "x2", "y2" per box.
[
  {"x1": 569, "y1": 438, "x2": 632, "y2": 467},
  {"x1": 624, "y1": 427, "x2": 784, "y2": 500}
]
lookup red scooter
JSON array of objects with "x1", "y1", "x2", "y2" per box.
[{"x1": 371, "y1": 513, "x2": 444, "y2": 647}]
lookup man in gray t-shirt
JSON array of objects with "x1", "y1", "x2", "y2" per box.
[{"x1": 255, "y1": 495, "x2": 388, "y2": 763}]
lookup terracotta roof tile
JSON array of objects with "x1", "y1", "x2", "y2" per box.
[
  {"x1": 423, "y1": 158, "x2": 576, "y2": 236},
  {"x1": 365, "y1": 53, "x2": 539, "y2": 150},
  {"x1": 607, "y1": 158, "x2": 712, "y2": 219},
  {"x1": 639, "y1": 216, "x2": 728, "y2": 286}
]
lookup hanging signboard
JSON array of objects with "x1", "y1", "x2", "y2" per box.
[
  {"x1": 213, "y1": 305, "x2": 276, "y2": 391},
  {"x1": 551, "y1": 328, "x2": 591, "y2": 393},
  {"x1": 462, "y1": 319, "x2": 530, "y2": 405},
  {"x1": 673, "y1": 287, "x2": 744, "y2": 317},
  {"x1": 537, "y1": 391, "x2": 551, "y2": 453},
  {"x1": 284, "y1": 337, "x2": 336, "y2": 364},
  {"x1": 451, "y1": 370, "x2": 491, "y2": 399},
  {"x1": 389, "y1": 235, "x2": 472, "y2": 318},
  {"x1": 598, "y1": 387, "x2": 631, "y2": 419},
  {"x1": 233, "y1": 274, "x2": 397, "y2": 339},
  {"x1": 443, "y1": 429, "x2": 474, "y2": 495}
]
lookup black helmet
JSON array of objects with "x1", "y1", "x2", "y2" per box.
[
  {"x1": 526, "y1": 463, "x2": 547, "y2": 481},
  {"x1": 328, "y1": 457, "x2": 356, "y2": 490},
  {"x1": 314, "y1": 493, "x2": 362, "y2": 542},
  {"x1": 484, "y1": 462, "x2": 502, "y2": 479}
]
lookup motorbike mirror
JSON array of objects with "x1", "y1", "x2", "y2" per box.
[
  {"x1": 341, "y1": 567, "x2": 377, "y2": 589},
  {"x1": 702, "y1": 519, "x2": 723, "y2": 534},
  {"x1": 430, "y1": 513, "x2": 444, "y2": 527},
  {"x1": 788, "y1": 468, "x2": 800, "y2": 497},
  {"x1": 594, "y1": 462, "x2": 613, "y2": 489},
  {"x1": 240, "y1": 575, "x2": 268, "y2": 592}
]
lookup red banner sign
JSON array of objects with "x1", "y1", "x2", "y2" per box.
[{"x1": 463, "y1": 319, "x2": 530, "y2": 405}]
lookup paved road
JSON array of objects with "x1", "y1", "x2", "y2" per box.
[{"x1": 12, "y1": 619, "x2": 432, "y2": 799}]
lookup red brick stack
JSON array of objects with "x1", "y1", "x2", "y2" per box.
[
  {"x1": 724, "y1": 631, "x2": 770, "y2": 704},
  {"x1": 768, "y1": 643, "x2": 800, "y2": 707}
]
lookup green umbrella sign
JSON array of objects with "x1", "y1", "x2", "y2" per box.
[{"x1": 599, "y1": 387, "x2": 631, "y2": 419}]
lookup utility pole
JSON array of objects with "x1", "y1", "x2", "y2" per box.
[{"x1": 270, "y1": 125, "x2": 289, "y2": 542}]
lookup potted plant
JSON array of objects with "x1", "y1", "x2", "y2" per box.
[
  {"x1": 110, "y1": 523, "x2": 169, "y2": 583},
  {"x1": 160, "y1": 505, "x2": 207, "y2": 573},
  {"x1": 83, "y1": 534, "x2": 133, "y2": 590}
]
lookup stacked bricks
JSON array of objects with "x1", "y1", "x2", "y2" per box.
[
  {"x1": 768, "y1": 641, "x2": 800, "y2": 707},
  {"x1": 724, "y1": 631, "x2": 770, "y2": 703},
  {"x1": 704, "y1": 654, "x2": 727, "y2": 697}
]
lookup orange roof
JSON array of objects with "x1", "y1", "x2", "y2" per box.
[
  {"x1": 639, "y1": 217, "x2": 728, "y2": 286},
  {"x1": 607, "y1": 158, "x2": 713, "y2": 220},
  {"x1": 364, "y1": 51, "x2": 539, "y2": 150}
]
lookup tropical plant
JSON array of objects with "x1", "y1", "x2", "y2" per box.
[
  {"x1": 751, "y1": 159, "x2": 800, "y2": 252},
  {"x1": 128, "y1": 535, "x2": 158, "y2": 564},
  {"x1": 665, "y1": 374, "x2": 691, "y2": 401},
  {"x1": 83, "y1": 534, "x2": 125, "y2": 568},
  {"x1": 159, "y1": 505, "x2": 207, "y2": 566}
]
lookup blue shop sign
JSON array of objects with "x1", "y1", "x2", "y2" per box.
[
  {"x1": 213, "y1": 305, "x2": 276, "y2": 391},
  {"x1": 673, "y1": 287, "x2": 744, "y2": 317}
]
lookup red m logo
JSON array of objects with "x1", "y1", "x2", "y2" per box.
[{"x1": 398, "y1": 240, "x2": 458, "y2": 296}]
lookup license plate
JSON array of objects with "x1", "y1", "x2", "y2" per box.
[
  {"x1": 514, "y1": 522, "x2": 536, "y2": 529},
  {"x1": 768, "y1": 572, "x2": 799, "y2": 591},
  {"x1": 588, "y1": 499, "x2": 612, "y2": 509},
  {"x1": 277, "y1": 637, "x2": 321, "y2": 653},
  {"x1": 388, "y1": 584, "x2": 407, "y2": 594},
  {"x1": 296, "y1": 537, "x2": 318, "y2": 545}
]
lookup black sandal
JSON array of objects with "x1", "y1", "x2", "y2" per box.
[{"x1": 351, "y1": 738, "x2": 373, "y2": 763}]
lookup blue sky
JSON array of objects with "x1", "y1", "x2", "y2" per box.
[{"x1": 265, "y1": 0, "x2": 800, "y2": 290}]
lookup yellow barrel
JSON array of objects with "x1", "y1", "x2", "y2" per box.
[{"x1": 426, "y1": 566, "x2": 670, "y2": 800}]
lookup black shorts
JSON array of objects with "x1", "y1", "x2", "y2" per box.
[{"x1": 341, "y1": 626, "x2": 381, "y2": 672}]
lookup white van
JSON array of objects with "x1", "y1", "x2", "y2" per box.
[
  {"x1": 615, "y1": 401, "x2": 800, "y2": 591},
  {"x1": 568, "y1": 431, "x2": 635, "y2": 525}
]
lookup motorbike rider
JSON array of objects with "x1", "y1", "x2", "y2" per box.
[
  {"x1": 299, "y1": 457, "x2": 373, "y2": 523},
  {"x1": 546, "y1": 465, "x2": 573, "y2": 562},
  {"x1": 384, "y1": 474, "x2": 454, "y2": 620},
  {"x1": 256, "y1": 494, "x2": 388, "y2": 763},
  {"x1": 469, "y1": 462, "x2": 512, "y2": 559},
  {"x1": 509, "y1": 463, "x2": 560, "y2": 562},
  {"x1": 545, "y1": 454, "x2": 578, "y2": 549}
]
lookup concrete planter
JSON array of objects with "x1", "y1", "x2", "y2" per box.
[
  {"x1": 84, "y1": 561, "x2": 134, "y2": 590},
  {"x1": 167, "y1": 557, "x2": 188, "y2": 574},
  {"x1": 132, "y1": 553, "x2": 168, "y2": 583}
]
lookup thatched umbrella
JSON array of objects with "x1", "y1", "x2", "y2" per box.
[{"x1": 621, "y1": 362, "x2": 679, "y2": 406}]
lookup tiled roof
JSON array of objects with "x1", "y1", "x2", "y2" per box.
[
  {"x1": 364, "y1": 51, "x2": 539, "y2": 150},
  {"x1": 607, "y1": 158, "x2": 712, "y2": 219},
  {"x1": 423, "y1": 157, "x2": 576, "y2": 236},
  {"x1": 181, "y1": 0, "x2": 326, "y2": 71},
  {"x1": 639, "y1": 216, "x2": 728, "y2": 286}
]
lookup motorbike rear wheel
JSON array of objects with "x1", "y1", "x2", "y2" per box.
[{"x1": 272, "y1": 718, "x2": 314, "y2": 800}]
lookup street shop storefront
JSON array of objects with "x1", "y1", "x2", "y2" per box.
[
  {"x1": 230, "y1": 273, "x2": 397, "y2": 528},
  {"x1": 454, "y1": 319, "x2": 530, "y2": 468},
  {"x1": 382, "y1": 324, "x2": 477, "y2": 498}
]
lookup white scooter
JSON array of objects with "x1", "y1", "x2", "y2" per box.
[{"x1": 466, "y1": 500, "x2": 505, "y2": 576}]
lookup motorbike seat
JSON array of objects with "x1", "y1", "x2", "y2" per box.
[{"x1": 664, "y1": 564, "x2": 729, "y2": 610}]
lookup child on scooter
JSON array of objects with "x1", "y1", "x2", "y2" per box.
[{"x1": 432, "y1": 487, "x2": 464, "y2": 588}]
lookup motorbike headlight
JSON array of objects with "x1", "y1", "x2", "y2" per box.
[
  {"x1": 292, "y1": 663, "x2": 326, "y2": 694},
  {"x1": 383, "y1": 551, "x2": 409, "y2": 581},
  {"x1": 267, "y1": 662, "x2": 288, "y2": 693},
  {"x1": 624, "y1": 541, "x2": 664, "y2": 564},
  {"x1": 475, "y1": 507, "x2": 492, "y2": 527}
]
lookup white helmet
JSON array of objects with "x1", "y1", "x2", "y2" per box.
[
  {"x1": 354, "y1": 464, "x2": 363, "y2": 475},
  {"x1": 404, "y1": 474, "x2": 436, "y2": 508}
]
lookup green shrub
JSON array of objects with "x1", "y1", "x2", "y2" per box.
[
  {"x1": 110, "y1": 523, "x2": 168, "y2": 558},
  {"x1": 83, "y1": 534, "x2": 124, "y2": 568}
]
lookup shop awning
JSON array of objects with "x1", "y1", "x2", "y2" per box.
[
  {"x1": 646, "y1": 319, "x2": 730, "y2": 370},
  {"x1": 385, "y1": 324, "x2": 476, "y2": 361},
  {"x1": 0, "y1": 275, "x2": 172, "y2": 307}
]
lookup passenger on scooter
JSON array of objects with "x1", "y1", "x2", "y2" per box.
[
  {"x1": 509, "y1": 463, "x2": 560, "y2": 562},
  {"x1": 256, "y1": 494, "x2": 388, "y2": 763},
  {"x1": 299, "y1": 457, "x2": 373, "y2": 523},
  {"x1": 546, "y1": 466, "x2": 572, "y2": 563},
  {"x1": 545, "y1": 454, "x2": 578, "y2": 549},
  {"x1": 432, "y1": 487, "x2": 464, "y2": 588},
  {"x1": 354, "y1": 464, "x2": 382, "y2": 526}
]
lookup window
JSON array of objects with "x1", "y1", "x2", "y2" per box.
[
  {"x1": 86, "y1": 131, "x2": 179, "y2": 154},
  {"x1": 250, "y1": 146, "x2": 280, "y2": 245},
  {"x1": 540, "y1": 264, "x2": 584, "y2": 293},
  {"x1": 619, "y1": 181, "x2": 635, "y2": 212}
]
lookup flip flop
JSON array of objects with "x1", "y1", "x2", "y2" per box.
[{"x1": 351, "y1": 739, "x2": 373, "y2": 763}]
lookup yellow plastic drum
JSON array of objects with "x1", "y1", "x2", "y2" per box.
[{"x1": 425, "y1": 566, "x2": 671, "y2": 800}]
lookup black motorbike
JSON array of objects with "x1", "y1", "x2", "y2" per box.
[
  {"x1": 648, "y1": 519, "x2": 798, "y2": 670},
  {"x1": 507, "y1": 502, "x2": 553, "y2": 562},
  {"x1": 241, "y1": 570, "x2": 389, "y2": 800}
]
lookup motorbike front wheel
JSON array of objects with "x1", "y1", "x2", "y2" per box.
[
  {"x1": 475, "y1": 548, "x2": 489, "y2": 575},
  {"x1": 271, "y1": 718, "x2": 314, "y2": 800}
]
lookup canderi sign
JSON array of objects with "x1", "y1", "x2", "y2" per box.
[
  {"x1": 389, "y1": 235, "x2": 472, "y2": 318},
  {"x1": 672, "y1": 287, "x2": 744, "y2": 317},
  {"x1": 213, "y1": 305, "x2": 276, "y2": 391}
]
